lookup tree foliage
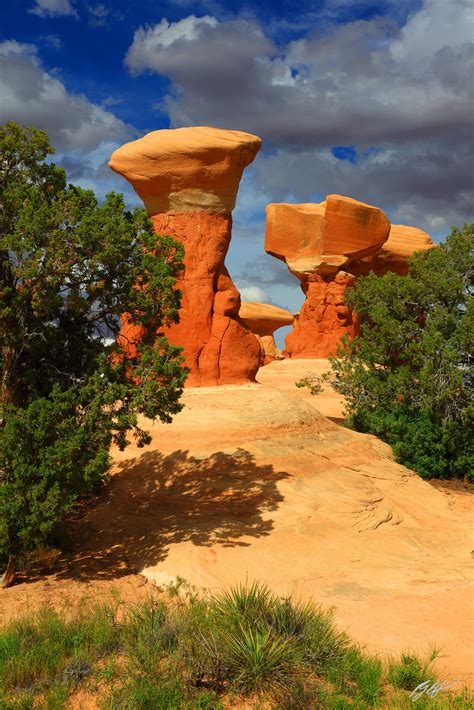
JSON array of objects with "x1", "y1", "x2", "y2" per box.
[
  {"x1": 329, "y1": 225, "x2": 473, "y2": 480},
  {"x1": 0, "y1": 122, "x2": 188, "y2": 579}
]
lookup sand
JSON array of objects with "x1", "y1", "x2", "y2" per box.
[{"x1": 1, "y1": 359, "x2": 472, "y2": 689}]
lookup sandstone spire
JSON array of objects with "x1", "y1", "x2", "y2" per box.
[{"x1": 110, "y1": 127, "x2": 262, "y2": 386}]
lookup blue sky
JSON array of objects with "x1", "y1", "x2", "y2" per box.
[{"x1": 1, "y1": 0, "x2": 473, "y2": 324}]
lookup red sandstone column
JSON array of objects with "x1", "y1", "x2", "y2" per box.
[{"x1": 109, "y1": 127, "x2": 262, "y2": 386}]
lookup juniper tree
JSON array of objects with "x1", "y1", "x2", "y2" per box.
[
  {"x1": 0, "y1": 122, "x2": 187, "y2": 585},
  {"x1": 329, "y1": 225, "x2": 473, "y2": 479}
]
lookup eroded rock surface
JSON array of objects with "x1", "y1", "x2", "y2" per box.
[
  {"x1": 110, "y1": 127, "x2": 262, "y2": 386},
  {"x1": 266, "y1": 197, "x2": 434, "y2": 357},
  {"x1": 351, "y1": 224, "x2": 435, "y2": 277},
  {"x1": 239, "y1": 302, "x2": 294, "y2": 364},
  {"x1": 266, "y1": 195, "x2": 390, "y2": 277},
  {"x1": 284, "y1": 272, "x2": 359, "y2": 358}
]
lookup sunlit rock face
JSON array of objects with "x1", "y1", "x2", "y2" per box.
[
  {"x1": 239, "y1": 302, "x2": 294, "y2": 364},
  {"x1": 350, "y1": 224, "x2": 435, "y2": 277},
  {"x1": 265, "y1": 196, "x2": 433, "y2": 358},
  {"x1": 110, "y1": 127, "x2": 262, "y2": 386}
]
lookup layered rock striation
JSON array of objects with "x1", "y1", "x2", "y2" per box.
[
  {"x1": 109, "y1": 127, "x2": 262, "y2": 386},
  {"x1": 239, "y1": 302, "x2": 294, "y2": 364},
  {"x1": 265, "y1": 196, "x2": 433, "y2": 358}
]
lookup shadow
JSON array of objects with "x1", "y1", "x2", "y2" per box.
[
  {"x1": 50, "y1": 448, "x2": 290, "y2": 583},
  {"x1": 328, "y1": 416, "x2": 347, "y2": 425}
]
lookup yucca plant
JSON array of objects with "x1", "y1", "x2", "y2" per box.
[
  {"x1": 211, "y1": 580, "x2": 276, "y2": 629},
  {"x1": 269, "y1": 597, "x2": 319, "y2": 639},
  {"x1": 222, "y1": 623, "x2": 300, "y2": 696},
  {"x1": 302, "y1": 607, "x2": 350, "y2": 672}
]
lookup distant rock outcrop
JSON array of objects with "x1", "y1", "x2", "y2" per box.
[
  {"x1": 239, "y1": 302, "x2": 294, "y2": 364},
  {"x1": 109, "y1": 127, "x2": 262, "y2": 386},
  {"x1": 265, "y1": 196, "x2": 434, "y2": 358}
]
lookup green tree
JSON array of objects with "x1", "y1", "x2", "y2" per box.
[
  {"x1": 328, "y1": 225, "x2": 473, "y2": 480},
  {"x1": 0, "y1": 122, "x2": 188, "y2": 585}
]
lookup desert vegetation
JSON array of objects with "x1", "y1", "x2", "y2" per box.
[
  {"x1": 299, "y1": 225, "x2": 474, "y2": 481},
  {"x1": 0, "y1": 581, "x2": 471, "y2": 709},
  {"x1": 0, "y1": 122, "x2": 188, "y2": 585}
]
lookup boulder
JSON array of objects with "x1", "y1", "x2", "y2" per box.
[
  {"x1": 239, "y1": 302, "x2": 294, "y2": 364},
  {"x1": 109, "y1": 127, "x2": 262, "y2": 386}
]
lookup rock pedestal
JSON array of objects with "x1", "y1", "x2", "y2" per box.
[
  {"x1": 239, "y1": 302, "x2": 294, "y2": 364},
  {"x1": 109, "y1": 127, "x2": 262, "y2": 386},
  {"x1": 266, "y1": 195, "x2": 390, "y2": 358},
  {"x1": 266, "y1": 197, "x2": 435, "y2": 358},
  {"x1": 283, "y1": 272, "x2": 359, "y2": 358}
]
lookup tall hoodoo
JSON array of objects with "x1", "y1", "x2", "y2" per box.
[
  {"x1": 265, "y1": 196, "x2": 434, "y2": 358},
  {"x1": 109, "y1": 127, "x2": 262, "y2": 386}
]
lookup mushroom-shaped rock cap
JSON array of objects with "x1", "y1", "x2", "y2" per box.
[
  {"x1": 239, "y1": 302, "x2": 294, "y2": 336},
  {"x1": 109, "y1": 126, "x2": 262, "y2": 215},
  {"x1": 323, "y1": 195, "x2": 390, "y2": 262},
  {"x1": 383, "y1": 224, "x2": 434, "y2": 260},
  {"x1": 265, "y1": 195, "x2": 390, "y2": 277},
  {"x1": 351, "y1": 223, "x2": 435, "y2": 276}
]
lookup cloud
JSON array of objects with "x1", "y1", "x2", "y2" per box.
[
  {"x1": 238, "y1": 286, "x2": 271, "y2": 303},
  {"x1": 88, "y1": 3, "x2": 124, "y2": 28},
  {"x1": 390, "y1": 0, "x2": 474, "y2": 65},
  {"x1": 251, "y1": 136, "x2": 474, "y2": 234},
  {"x1": 29, "y1": 0, "x2": 78, "y2": 18},
  {"x1": 0, "y1": 40, "x2": 131, "y2": 152},
  {"x1": 124, "y1": 1, "x2": 474, "y2": 232},
  {"x1": 126, "y1": 15, "x2": 218, "y2": 73},
  {"x1": 39, "y1": 34, "x2": 63, "y2": 50}
]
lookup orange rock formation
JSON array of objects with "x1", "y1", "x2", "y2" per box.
[
  {"x1": 109, "y1": 127, "x2": 262, "y2": 386},
  {"x1": 266, "y1": 195, "x2": 390, "y2": 358},
  {"x1": 284, "y1": 272, "x2": 359, "y2": 358},
  {"x1": 266, "y1": 195, "x2": 390, "y2": 278},
  {"x1": 239, "y1": 302, "x2": 294, "y2": 364},
  {"x1": 352, "y1": 223, "x2": 435, "y2": 277},
  {"x1": 265, "y1": 197, "x2": 434, "y2": 358}
]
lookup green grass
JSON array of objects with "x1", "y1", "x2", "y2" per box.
[{"x1": 0, "y1": 581, "x2": 471, "y2": 709}]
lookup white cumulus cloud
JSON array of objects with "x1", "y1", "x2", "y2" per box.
[
  {"x1": 125, "y1": 15, "x2": 219, "y2": 74},
  {"x1": 124, "y1": 1, "x2": 474, "y2": 233},
  {"x1": 238, "y1": 286, "x2": 271, "y2": 304},
  {"x1": 29, "y1": 0, "x2": 78, "y2": 18},
  {"x1": 0, "y1": 40, "x2": 131, "y2": 152}
]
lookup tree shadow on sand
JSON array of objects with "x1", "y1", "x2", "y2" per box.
[{"x1": 54, "y1": 448, "x2": 290, "y2": 582}]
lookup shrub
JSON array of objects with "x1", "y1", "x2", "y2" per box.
[{"x1": 328, "y1": 225, "x2": 473, "y2": 479}]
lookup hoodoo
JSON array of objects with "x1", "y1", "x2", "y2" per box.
[
  {"x1": 239, "y1": 302, "x2": 294, "y2": 364},
  {"x1": 265, "y1": 196, "x2": 434, "y2": 358},
  {"x1": 109, "y1": 127, "x2": 262, "y2": 386}
]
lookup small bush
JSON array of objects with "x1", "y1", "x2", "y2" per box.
[{"x1": 387, "y1": 649, "x2": 438, "y2": 690}]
